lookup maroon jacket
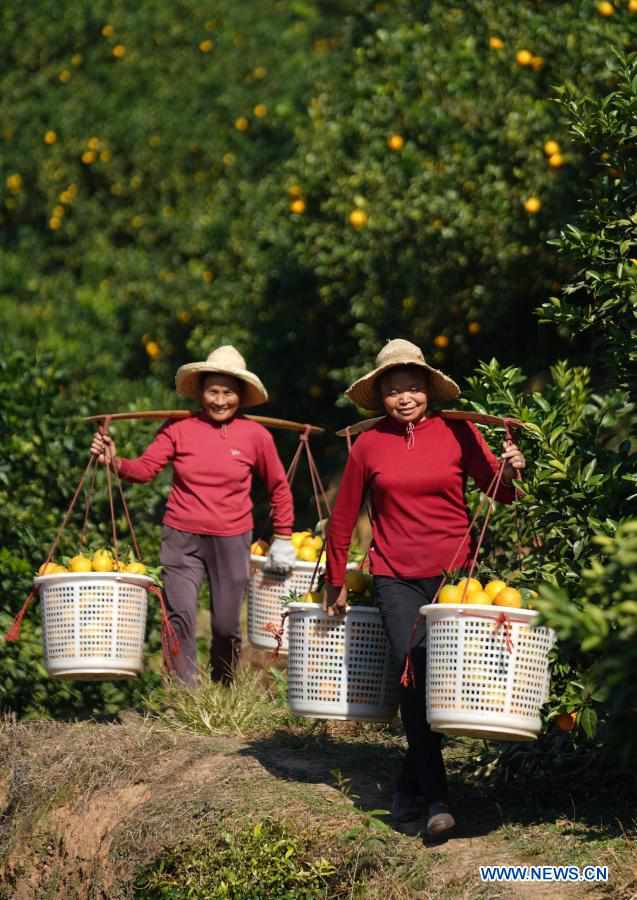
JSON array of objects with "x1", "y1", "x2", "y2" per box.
[
  {"x1": 118, "y1": 414, "x2": 293, "y2": 537},
  {"x1": 326, "y1": 414, "x2": 514, "y2": 585}
]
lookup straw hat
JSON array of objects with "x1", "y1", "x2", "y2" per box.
[
  {"x1": 175, "y1": 345, "x2": 268, "y2": 406},
  {"x1": 346, "y1": 338, "x2": 460, "y2": 411}
]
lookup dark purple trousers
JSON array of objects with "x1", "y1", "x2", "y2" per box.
[
  {"x1": 160, "y1": 525, "x2": 251, "y2": 685},
  {"x1": 374, "y1": 575, "x2": 448, "y2": 805}
]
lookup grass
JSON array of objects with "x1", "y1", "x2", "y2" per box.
[
  {"x1": 2, "y1": 671, "x2": 637, "y2": 899},
  {"x1": 143, "y1": 665, "x2": 297, "y2": 738}
]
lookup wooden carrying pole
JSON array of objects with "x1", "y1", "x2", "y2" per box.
[
  {"x1": 335, "y1": 409, "x2": 529, "y2": 438},
  {"x1": 83, "y1": 410, "x2": 324, "y2": 435}
]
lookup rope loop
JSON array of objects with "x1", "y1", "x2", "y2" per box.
[
  {"x1": 5, "y1": 424, "x2": 147, "y2": 644},
  {"x1": 400, "y1": 452, "x2": 517, "y2": 684},
  {"x1": 264, "y1": 611, "x2": 289, "y2": 657}
]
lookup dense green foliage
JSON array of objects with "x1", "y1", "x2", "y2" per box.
[
  {"x1": 532, "y1": 55, "x2": 637, "y2": 748},
  {"x1": 1, "y1": 0, "x2": 346, "y2": 400},
  {"x1": 3, "y1": 1, "x2": 637, "y2": 421},
  {"x1": 209, "y1": 0, "x2": 637, "y2": 405},
  {"x1": 464, "y1": 54, "x2": 637, "y2": 750},
  {"x1": 463, "y1": 358, "x2": 635, "y2": 746},
  {"x1": 539, "y1": 57, "x2": 637, "y2": 393},
  {"x1": 0, "y1": 352, "x2": 166, "y2": 717},
  {"x1": 1, "y1": 0, "x2": 636, "y2": 745}
]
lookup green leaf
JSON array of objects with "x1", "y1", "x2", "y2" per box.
[{"x1": 579, "y1": 706, "x2": 598, "y2": 740}]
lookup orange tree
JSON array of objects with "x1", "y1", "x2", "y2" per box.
[
  {"x1": 185, "y1": 0, "x2": 637, "y2": 425},
  {"x1": 0, "y1": 0, "x2": 347, "y2": 390},
  {"x1": 461, "y1": 53, "x2": 637, "y2": 763},
  {"x1": 2, "y1": 0, "x2": 637, "y2": 425},
  {"x1": 2, "y1": 0, "x2": 637, "y2": 726}
]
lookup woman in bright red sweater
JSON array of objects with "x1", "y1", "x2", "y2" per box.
[
  {"x1": 91, "y1": 346, "x2": 295, "y2": 685},
  {"x1": 323, "y1": 339, "x2": 525, "y2": 839}
]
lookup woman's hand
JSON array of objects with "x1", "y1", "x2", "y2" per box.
[
  {"x1": 322, "y1": 582, "x2": 348, "y2": 617},
  {"x1": 501, "y1": 439, "x2": 525, "y2": 483},
  {"x1": 90, "y1": 431, "x2": 118, "y2": 467}
]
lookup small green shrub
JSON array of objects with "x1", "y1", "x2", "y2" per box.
[{"x1": 134, "y1": 818, "x2": 338, "y2": 900}]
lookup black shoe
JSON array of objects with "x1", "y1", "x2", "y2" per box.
[
  {"x1": 391, "y1": 790, "x2": 426, "y2": 824},
  {"x1": 425, "y1": 801, "x2": 455, "y2": 839}
]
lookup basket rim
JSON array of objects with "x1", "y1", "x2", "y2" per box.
[
  {"x1": 287, "y1": 601, "x2": 379, "y2": 616},
  {"x1": 34, "y1": 572, "x2": 154, "y2": 586},
  {"x1": 250, "y1": 554, "x2": 359, "y2": 571},
  {"x1": 420, "y1": 602, "x2": 540, "y2": 624},
  {"x1": 250, "y1": 554, "x2": 322, "y2": 571}
]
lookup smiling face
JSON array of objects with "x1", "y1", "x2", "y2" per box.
[
  {"x1": 378, "y1": 365, "x2": 429, "y2": 424},
  {"x1": 200, "y1": 373, "x2": 242, "y2": 423}
]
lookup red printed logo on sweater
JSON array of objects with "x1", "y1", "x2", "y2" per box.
[{"x1": 230, "y1": 448, "x2": 241, "y2": 457}]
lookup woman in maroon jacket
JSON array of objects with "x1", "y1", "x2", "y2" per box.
[
  {"x1": 323, "y1": 339, "x2": 525, "y2": 839},
  {"x1": 91, "y1": 345, "x2": 295, "y2": 686}
]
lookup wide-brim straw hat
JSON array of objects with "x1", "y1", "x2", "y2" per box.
[
  {"x1": 346, "y1": 338, "x2": 460, "y2": 411},
  {"x1": 175, "y1": 345, "x2": 268, "y2": 406}
]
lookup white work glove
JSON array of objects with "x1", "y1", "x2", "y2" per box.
[{"x1": 264, "y1": 536, "x2": 297, "y2": 574}]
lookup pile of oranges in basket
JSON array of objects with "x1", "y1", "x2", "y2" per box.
[
  {"x1": 37, "y1": 548, "x2": 148, "y2": 575},
  {"x1": 438, "y1": 577, "x2": 537, "y2": 609}
]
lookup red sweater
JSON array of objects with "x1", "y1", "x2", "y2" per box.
[
  {"x1": 117, "y1": 414, "x2": 293, "y2": 537},
  {"x1": 326, "y1": 414, "x2": 515, "y2": 585}
]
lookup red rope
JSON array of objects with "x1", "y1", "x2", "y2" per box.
[
  {"x1": 118, "y1": 577, "x2": 181, "y2": 669},
  {"x1": 492, "y1": 611, "x2": 514, "y2": 653},
  {"x1": 111, "y1": 461, "x2": 144, "y2": 562},
  {"x1": 4, "y1": 453, "x2": 99, "y2": 642},
  {"x1": 44, "y1": 454, "x2": 97, "y2": 567},
  {"x1": 400, "y1": 618, "x2": 420, "y2": 688},
  {"x1": 4, "y1": 589, "x2": 37, "y2": 642},
  {"x1": 100, "y1": 418, "x2": 121, "y2": 568},
  {"x1": 464, "y1": 456, "x2": 507, "y2": 587},
  {"x1": 264, "y1": 611, "x2": 289, "y2": 657},
  {"x1": 458, "y1": 608, "x2": 514, "y2": 654},
  {"x1": 257, "y1": 426, "x2": 328, "y2": 543},
  {"x1": 80, "y1": 460, "x2": 98, "y2": 547},
  {"x1": 297, "y1": 426, "x2": 330, "y2": 521},
  {"x1": 401, "y1": 452, "x2": 513, "y2": 687}
]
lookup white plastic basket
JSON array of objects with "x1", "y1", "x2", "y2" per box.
[
  {"x1": 286, "y1": 602, "x2": 399, "y2": 721},
  {"x1": 420, "y1": 603, "x2": 556, "y2": 741},
  {"x1": 34, "y1": 572, "x2": 152, "y2": 680},
  {"x1": 247, "y1": 556, "x2": 357, "y2": 653}
]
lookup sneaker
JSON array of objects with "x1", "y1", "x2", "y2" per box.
[
  {"x1": 391, "y1": 790, "x2": 425, "y2": 824},
  {"x1": 426, "y1": 802, "x2": 455, "y2": 839}
]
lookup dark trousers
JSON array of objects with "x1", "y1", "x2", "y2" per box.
[
  {"x1": 160, "y1": 525, "x2": 251, "y2": 685},
  {"x1": 374, "y1": 575, "x2": 448, "y2": 804}
]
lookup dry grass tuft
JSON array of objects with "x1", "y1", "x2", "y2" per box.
[{"x1": 143, "y1": 666, "x2": 294, "y2": 738}]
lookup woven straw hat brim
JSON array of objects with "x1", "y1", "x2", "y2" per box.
[
  {"x1": 175, "y1": 363, "x2": 268, "y2": 407},
  {"x1": 346, "y1": 359, "x2": 460, "y2": 411}
]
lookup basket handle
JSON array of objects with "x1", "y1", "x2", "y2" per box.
[{"x1": 4, "y1": 453, "x2": 100, "y2": 643}]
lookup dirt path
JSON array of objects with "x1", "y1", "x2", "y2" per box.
[{"x1": 0, "y1": 716, "x2": 630, "y2": 899}]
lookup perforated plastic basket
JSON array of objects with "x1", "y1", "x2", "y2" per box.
[
  {"x1": 247, "y1": 556, "x2": 356, "y2": 652},
  {"x1": 34, "y1": 572, "x2": 151, "y2": 680},
  {"x1": 420, "y1": 603, "x2": 555, "y2": 741},
  {"x1": 286, "y1": 602, "x2": 399, "y2": 721}
]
